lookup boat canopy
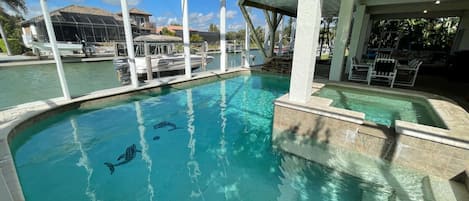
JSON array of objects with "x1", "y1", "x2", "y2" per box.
[{"x1": 133, "y1": 34, "x2": 182, "y2": 43}]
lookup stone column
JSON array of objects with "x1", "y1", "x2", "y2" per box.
[
  {"x1": 288, "y1": 0, "x2": 322, "y2": 103},
  {"x1": 329, "y1": 0, "x2": 354, "y2": 81},
  {"x1": 346, "y1": 4, "x2": 369, "y2": 74}
]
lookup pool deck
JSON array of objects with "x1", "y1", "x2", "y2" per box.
[{"x1": 0, "y1": 67, "x2": 250, "y2": 201}]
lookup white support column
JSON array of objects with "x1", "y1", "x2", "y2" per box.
[
  {"x1": 457, "y1": 11, "x2": 469, "y2": 51},
  {"x1": 289, "y1": 0, "x2": 322, "y2": 103},
  {"x1": 346, "y1": 5, "x2": 367, "y2": 74},
  {"x1": 329, "y1": 0, "x2": 354, "y2": 81},
  {"x1": 120, "y1": 0, "x2": 139, "y2": 88},
  {"x1": 357, "y1": 13, "x2": 371, "y2": 60},
  {"x1": 278, "y1": 17, "x2": 284, "y2": 56},
  {"x1": 220, "y1": 0, "x2": 227, "y2": 72},
  {"x1": 264, "y1": 24, "x2": 270, "y2": 53},
  {"x1": 244, "y1": 19, "x2": 251, "y2": 68},
  {"x1": 40, "y1": 0, "x2": 71, "y2": 100},
  {"x1": 182, "y1": 0, "x2": 192, "y2": 78}
]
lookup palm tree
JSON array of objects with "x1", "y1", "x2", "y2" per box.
[{"x1": 0, "y1": 0, "x2": 26, "y2": 55}]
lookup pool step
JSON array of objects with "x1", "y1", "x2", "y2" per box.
[
  {"x1": 422, "y1": 175, "x2": 469, "y2": 201},
  {"x1": 360, "y1": 183, "x2": 396, "y2": 201}
]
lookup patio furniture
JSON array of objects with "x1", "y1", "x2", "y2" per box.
[
  {"x1": 395, "y1": 59, "x2": 422, "y2": 87},
  {"x1": 368, "y1": 58, "x2": 398, "y2": 88},
  {"x1": 348, "y1": 57, "x2": 372, "y2": 82}
]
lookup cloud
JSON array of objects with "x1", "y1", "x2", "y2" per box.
[
  {"x1": 189, "y1": 12, "x2": 215, "y2": 30},
  {"x1": 101, "y1": 0, "x2": 141, "y2": 6},
  {"x1": 228, "y1": 23, "x2": 244, "y2": 31},
  {"x1": 226, "y1": 10, "x2": 237, "y2": 19},
  {"x1": 154, "y1": 16, "x2": 180, "y2": 27}
]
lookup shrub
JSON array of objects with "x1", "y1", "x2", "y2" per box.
[{"x1": 0, "y1": 38, "x2": 26, "y2": 55}]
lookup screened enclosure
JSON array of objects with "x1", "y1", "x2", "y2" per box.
[{"x1": 23, "y1": 5, "x2": 151, "y2": 44}]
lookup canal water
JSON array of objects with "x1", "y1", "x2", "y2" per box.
[{"x1": 0, "y1": 51, "x2": 264, "y2": 109}]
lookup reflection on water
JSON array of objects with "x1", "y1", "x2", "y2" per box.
[
  {"x1": 135, "y1": 101, "x2": 155, "y2": 201},
  {"x1": 71, "y1": 118, "x2": 97, "y2": 201},
  {"x1": 13, "y1": 74, "x2": 404, "y2": 201}
]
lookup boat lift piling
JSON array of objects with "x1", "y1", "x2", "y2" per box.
[
  {"x1": 201, "y1": 41, "x2": 208, "y2": 72},
  {"x1": 144, "y1": 42, "x2": 153, "y2": 80}
]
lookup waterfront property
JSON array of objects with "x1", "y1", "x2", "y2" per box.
[
  {"x1": 21, "y1": 5, "x2": 154, "y2": 47},
  {"x1": 1, "y1": 0, "x2": 469, "y2": 201}
]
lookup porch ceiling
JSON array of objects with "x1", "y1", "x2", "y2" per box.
[
  {"x1": 240, "y1": 0, "x2": 469, "y2": 18},
  {"x1": 239, "y1": 0, "x2": 341, "y2": 17},
  {"x1": 367, "y1": 0, "x2": 469, "y2": 18}
]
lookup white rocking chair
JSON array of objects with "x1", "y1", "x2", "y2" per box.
[
  {"x1": 368, "y1": 58, "x2": 397, "y2": 88},
  {"x1": 348, "y1": 57, "x2": 372, "y2": 82}
]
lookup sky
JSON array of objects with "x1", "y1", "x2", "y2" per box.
[{"x1": 20, "y1": 0, "x2": 269, "y2": 31}]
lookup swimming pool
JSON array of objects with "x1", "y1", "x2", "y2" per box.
[
  {"x1": 314, "y1": 85, "x2": 446, "y2": 128},
  {"x1": 11, "y1": 74, "x2": 397, "y2": 200}
]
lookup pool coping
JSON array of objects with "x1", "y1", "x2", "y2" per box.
[{"x1": 0, "y1": 68, "x2": 251, "y2": 201}]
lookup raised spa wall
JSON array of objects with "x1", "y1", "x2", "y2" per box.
[{"x1": 272, "y1": 83, "x2": 469, "y2": 180}]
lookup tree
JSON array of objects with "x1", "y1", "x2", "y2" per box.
[
  {"x1": 0, "y1": 0, "x2": 26, "y2": 56},
  {"x1": 170, "y1": 23, "x2": 182, "y2": 26},
  {"x1": 160, "y1": 27, "x2": 176, "y2": 36},
  {"x1": 190, "y1": 33, "x2": 203, "y2": 42},
  {"x1": 208, "y1": 23, "x2": 219, "y2": 32}
]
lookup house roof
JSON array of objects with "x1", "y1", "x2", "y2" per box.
[
  {"x1": 156, "y1": 25, "x2": 196, "y2": 33},
  {"x1": 129, "y1": 8, "x2": 152, "y2": 16},
  {"x1": 24, "y1": 5, "x2": 122, "y2": 24},
  {"x1": 116, "y1": 8, "x2": 152, "y2": 16}
]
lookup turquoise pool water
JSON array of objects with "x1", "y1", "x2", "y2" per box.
[
  {"x1": 314, "y1": 85, "x2": 446, "y2": 128},
  {"x1": 12, "y1": 74, "x2": 392, "y2": 201}
]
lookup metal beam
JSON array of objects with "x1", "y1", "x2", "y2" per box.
[
  {"x1": 263, "y1": 10, "x2": 273, "y2": 28},
  {"x1": 239, "y1": 4, "x2": 268, "y2": 58},
  {"x1": 242, "y1": 0, "x2": 297, "y2": 17}
]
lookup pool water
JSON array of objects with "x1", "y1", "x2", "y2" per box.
[
  {"x1": 314, "y1": 85, "x2": 446, "y2": 128},
  {"x1": 12, "y1": 75, "x2": 393, "y2": 201}
]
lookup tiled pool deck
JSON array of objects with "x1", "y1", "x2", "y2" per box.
[{"x1": 1, "y1": 68, "x2": 468, "y2": 200}]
